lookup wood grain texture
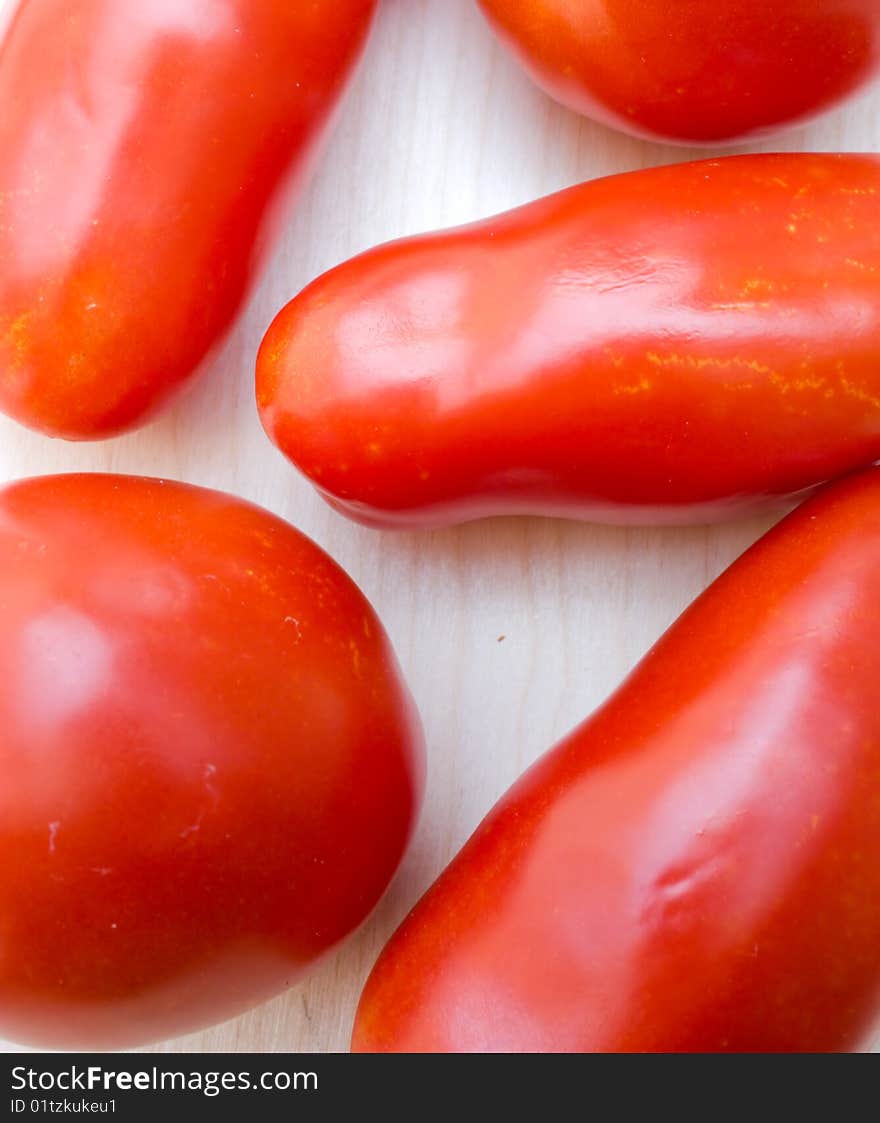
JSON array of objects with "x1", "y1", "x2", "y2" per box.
[{"x1": 2, "y1": 0, "x2": 879, "y2": 1054}]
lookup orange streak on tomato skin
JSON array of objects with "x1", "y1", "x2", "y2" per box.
[
  {"x1": 258, "y1": 153, "x2": 880, "y2": 530},
  {"x1": 0, "y1": 0, "x2": 377, "y2": 439},
  {"x1": 0, "y1": 473, "x2": 423, "y2": 1050}
]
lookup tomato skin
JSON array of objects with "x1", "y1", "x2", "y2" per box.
[
  {"x1": 258, "y1": 153, "x2": 880, "y2": 531},
  {"x1": 477, "y1": 0, "x2": 880, "y2": 145},
  {"x1": 0, "y1": 0, "x2": 377, "y2": 440},
  {"x1": 353, "y1": 468, "x2": 880, "y2": 1053},
  {"x1": 0, "y1": 474, "x2": 422, "y2": 1050}
]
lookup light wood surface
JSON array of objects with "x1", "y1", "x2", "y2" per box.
[{"x1": 3, "y1": 0, "x2": 880, "y2": 1054}]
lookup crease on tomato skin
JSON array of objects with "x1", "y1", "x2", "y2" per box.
[{"x1": 351, "y1": 467, "x2": 880, "y2": 1053}]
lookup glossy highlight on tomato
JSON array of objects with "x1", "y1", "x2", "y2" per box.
[
  {"x1": 353, "y1": 467, "x2": 880, "y2": 1053},
  {"x1": 477, "y1": 0, "x2": 880, "y2": 145},
  {"x1": 258, "y1": 153, "x2": 880, "y2": 530},
  {"x1": 0, "y1": 0, "x2": 377, "y2": 439},
  {"x1": 0, "y1": 474, "x2": 423, "y2": 1050}
]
